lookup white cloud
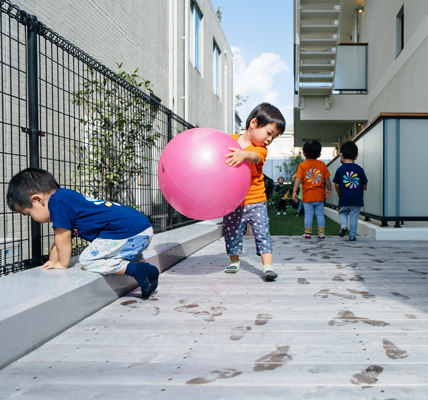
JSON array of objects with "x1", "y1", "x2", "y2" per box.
[
  {"x1": 232, "y1": 46, "x2": 293, "y2": 124},
  {"x1": 232, "y1": 46, "x2": 290, "y2": 104}
]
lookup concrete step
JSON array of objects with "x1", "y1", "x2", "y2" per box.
[
  {"x1": 299, "y1": 74, "x2": 334, "y2": 82},
  {"x1": 0, "y1": 219, "x2": 223, "y2": 370},
  {"x1": 301, "y1": 24, "x2": 339, "y2": 32},
  {"x1": 300, "y1": 51, "x2": 336, "y2": 59}
]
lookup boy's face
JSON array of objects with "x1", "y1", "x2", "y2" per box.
[
  {"x1": 248, "y1": 119, "x2": 281, "y2": 147},
  {"x1": 15, "y1": 194, "x2": 51, "y2": 223}
]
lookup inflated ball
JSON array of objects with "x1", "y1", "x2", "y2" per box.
[{"x1": 158, "y1": 127, "x2": 251, "y2": 220}]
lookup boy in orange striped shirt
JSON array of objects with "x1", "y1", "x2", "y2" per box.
[
  {"x1": 224, "y1": 103, "x2": 285, "y2": 281},
  {"x1": 292, "y1": 140, "x2": 331, "y2": 239}
]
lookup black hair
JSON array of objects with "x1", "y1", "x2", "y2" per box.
[
  {"x1": 303, "y1": 140, "x2": 322, "y2": 159},
  {"x1": 7, "y1": 167, "x2": 60, "y2": 211},
  {"x1": 340, "y1": 141, "x2": 358, "y2": 160},
  {"x1": 245, "y1": 102, "x2": 286, "y2": 134}
]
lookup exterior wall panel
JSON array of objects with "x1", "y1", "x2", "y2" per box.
[{"x1": 12, "y1": 0, "x2": 234, "y2": 133}]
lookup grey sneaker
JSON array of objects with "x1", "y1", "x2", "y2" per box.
[
  {"x1": 338, "y1": 227, "x2": 348, "y2": 237},
  {"x1": 263, "y1": 265, "x2": 278, "y2": 281},
  {"x1": 349, "y1": 236, "x2": 356, "y2": 241},
  {"x1": 225, "y1": 263, "x2": 240, "y2": 273}
]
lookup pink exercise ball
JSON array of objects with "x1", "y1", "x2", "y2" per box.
[{"x1": 158, "y1": 127, "x2": 251, "y2": 220}]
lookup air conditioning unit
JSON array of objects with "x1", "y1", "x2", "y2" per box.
[{"x1": 0, "y1": 239, "x2": 21, "y2": 265}]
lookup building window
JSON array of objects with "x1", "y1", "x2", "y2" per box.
[
  {"x1": 396, "y1": 6, "x2": 404, "y2": 56},
  {"x1": 190, "y1": 2, "x2": 202, "y2": 71},
  {"x1": 213, "y1": 43, "x2": 220, "y2": 96}
]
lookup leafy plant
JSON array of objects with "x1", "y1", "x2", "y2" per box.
[
  {"x1": 235, "y1": 93, "x2": 248, "y2": 110},
  {"x1": 216, "y1": 7, "x2": 222, "y2": 23},
  {"x1": 72, "y1": 63, "x2": 162, "y2": 202},
  {"x1": 276, "y1": 148, "x2": 305, "y2": 184}
]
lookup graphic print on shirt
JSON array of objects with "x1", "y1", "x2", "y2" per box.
[
  {"x1": 84, "y1": 196, "x2": 121, "y2": 207},
  {"x1": 306, "y1": 168, "x2": 322, "y2": 185},
  {"x1": 343, "y1": 171, "x2": 360, "y2": 189}
]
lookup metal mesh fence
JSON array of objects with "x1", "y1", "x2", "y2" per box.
[{"x1": 0, "y1": 1, "x2": 195, "y2": 276}]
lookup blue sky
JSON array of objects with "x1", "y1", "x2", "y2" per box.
[{"x1": 210, "y1": 0, "x2": 294, "y2": 127}]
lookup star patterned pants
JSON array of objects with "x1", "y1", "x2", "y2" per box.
[{"x1": 223, "y1": 201, "x2": 273, "y2": 257}]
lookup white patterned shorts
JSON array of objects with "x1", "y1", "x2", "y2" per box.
[{"x1": 79, "y1": 227, "x2": 154, "y2": 275}]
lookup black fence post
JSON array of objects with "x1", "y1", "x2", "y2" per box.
[
  {"x1": 26, "y1": 15, "x2": 42, "y2": 262},
  {"x1": 167, "y1": 111, "x2": 174, "y2": 229}
]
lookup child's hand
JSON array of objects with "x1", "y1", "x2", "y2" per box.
[
  {"x1": 325, "y1": 189, "x2": 331, "y2": 199},
  {"x1": 225, "y1": 148, "x2": 246, "y2": 167},
  {"x1": 292, "y1": 193, "x2": 297, "y2": 202},
  {"x1": 41, "y1": 260, "x2": 69, "y2": 269}
]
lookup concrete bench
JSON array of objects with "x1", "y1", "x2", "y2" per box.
[{"x1": 0, "y1": 219, "x2": 223, "y2": 370}]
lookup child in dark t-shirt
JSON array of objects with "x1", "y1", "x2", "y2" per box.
[
  {"x1": 6, "y1": 168, "x2": 159, "y2": 297},
  {"x1": 275, "y1": 177, "x2": 288, "y2": 215},
  {"x1": 333, "y1": 141, "x2": 368, "y2": 241}
]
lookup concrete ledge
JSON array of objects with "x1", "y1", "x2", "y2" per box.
[
  {"x1": 0, "y1": 219, "x2": 223, "y2": 370},
  {"x1": 325, "y1": 207, "x2": 428, "y2": 240}
]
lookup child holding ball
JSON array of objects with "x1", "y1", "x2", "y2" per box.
[{"x1": 223, "y1": 103, "x2": 285, "y2": 281}]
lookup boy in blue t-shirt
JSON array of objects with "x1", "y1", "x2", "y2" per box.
[
  {"x1": 6, "y1": 168, "x2": 159, "y2": 297},
  {"x1": 333, "y1": 141, "x2": 368, "y2": 241}
]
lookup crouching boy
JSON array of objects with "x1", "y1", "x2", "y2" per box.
[{"x1": 6, "y1": 167, "x2": 159, "y2": 297}]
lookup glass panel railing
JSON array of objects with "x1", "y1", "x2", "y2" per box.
[
  {"x1": 359, "y1": 121, "x2": 384, "y2": 216},
  {"x1": 327, "y1": 115, "x2": 428, "y2": 225},
  {"x1": 384, "y1": 118, "x2": 428, "y2": 217},
  {"x1": 326, "y1": 156, "x2": 340, "y2": 206},
  {"x1": 325, "y1": 121, "x2": 384, "y2": 216},
  {"x1": 334, "y1": 44, "x2": 367, "y2": 91}
]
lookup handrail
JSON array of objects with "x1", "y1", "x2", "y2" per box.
[{"x1": 326, "y1": 113, "x2": 428, "y2": 226}]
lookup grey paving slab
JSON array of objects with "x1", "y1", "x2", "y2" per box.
[{"x1": 1, "y1": 236, "x2": 428, "y2": 399}]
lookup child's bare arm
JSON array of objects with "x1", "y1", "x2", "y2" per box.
[
  {"x1": 48, "y1": 242, "x2": 59, "y2": 262},
  {"x1": 324, "y1": 177, "x2": 332, "y2": 199},
  {"x1": 41, "y1": 228, "x2": 72, "y2": 269},
  {"x1": 292, "y1": 178, "x2": 302, "y2": 202},
  {"x1": 363, "y1": 184, "x2": 368, "y2": 190},
  {"x1": 335, "y1": 183, "x2": 340, "y2": 197},
  {"x1": 225, "y1": 148, "x2": 261, "y2": 167}
]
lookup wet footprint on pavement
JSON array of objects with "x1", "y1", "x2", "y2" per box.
[
  {"x1": 391, "y1": 292, "x2": 410, "y2": 300},
  {"x1": 382, "y1": 339, "x2": 408, "y2": 359},
  {"x1": 328, "y1": 310, "x2": 390, "y2": 327},
  {"x1": 121, "y1": 300, "x2": 139, "y2": 307},
  {"x1": 255, "y1": 314, "x2": 272, "y2": 326},
  {"x1": 347, "y1": 289, "x2": 376, "y2": 299},
  {"x1": 314, "y1": 289, "x2": 330, "y2": 298},
  {"x1": 314, "y1": 289, "x2": 356, "y2": 299},
  {"x1": 210, "y1": 306, "x2": 227, "y2": 317},
  {"x1": 298, "y1": 278, "x2": 309, "y2": 284},
  {"x1": 253, "y1": 346, "x2": 293, "y2": 371},
  {"x1": 350, "y1": 365, "x2": 384, "y2": 387},
  {"x1": 174, "y1": 300, "x2": 199, "y2": 313},
  {"x1": 186, "y1": 368, "x2": 242, "y2": 385},
  {"x1": 230, "y1": 326, "x2": 252, "y2": 341}
]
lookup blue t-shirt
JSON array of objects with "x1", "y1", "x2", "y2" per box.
[
  {"x1": 48, "y1": 188, "x2": 152, "y2": 241},
  {"x1": 333, "y1": 163, "x2": 368, "y2": 207}
]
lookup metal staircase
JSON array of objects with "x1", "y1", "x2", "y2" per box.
[{"x1": 296, "y1": 0, "x2": 341, "y2": 97}]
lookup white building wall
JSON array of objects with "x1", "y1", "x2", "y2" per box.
[
  {"x1": 361, "y1": 0, "x2": 428, "y2": 122},
  {"x1": 12, "y1": 0, "x2": 234, "y2": 133}
]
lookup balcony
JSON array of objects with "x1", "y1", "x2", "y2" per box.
[{"x1": 294, "y1": 0, "x2": 367, "y2": 147}]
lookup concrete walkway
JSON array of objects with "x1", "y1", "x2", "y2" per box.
[{"x1": 1, "y1": 236, "x2": 428, "y2": 399}]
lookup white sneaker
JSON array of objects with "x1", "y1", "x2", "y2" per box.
[
  {"x1": 283, "y1": 212, "x2": 287, "y2": 215},
  {"x1": 277, "y1": 212, "x2": 281, "y2": 215}
]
